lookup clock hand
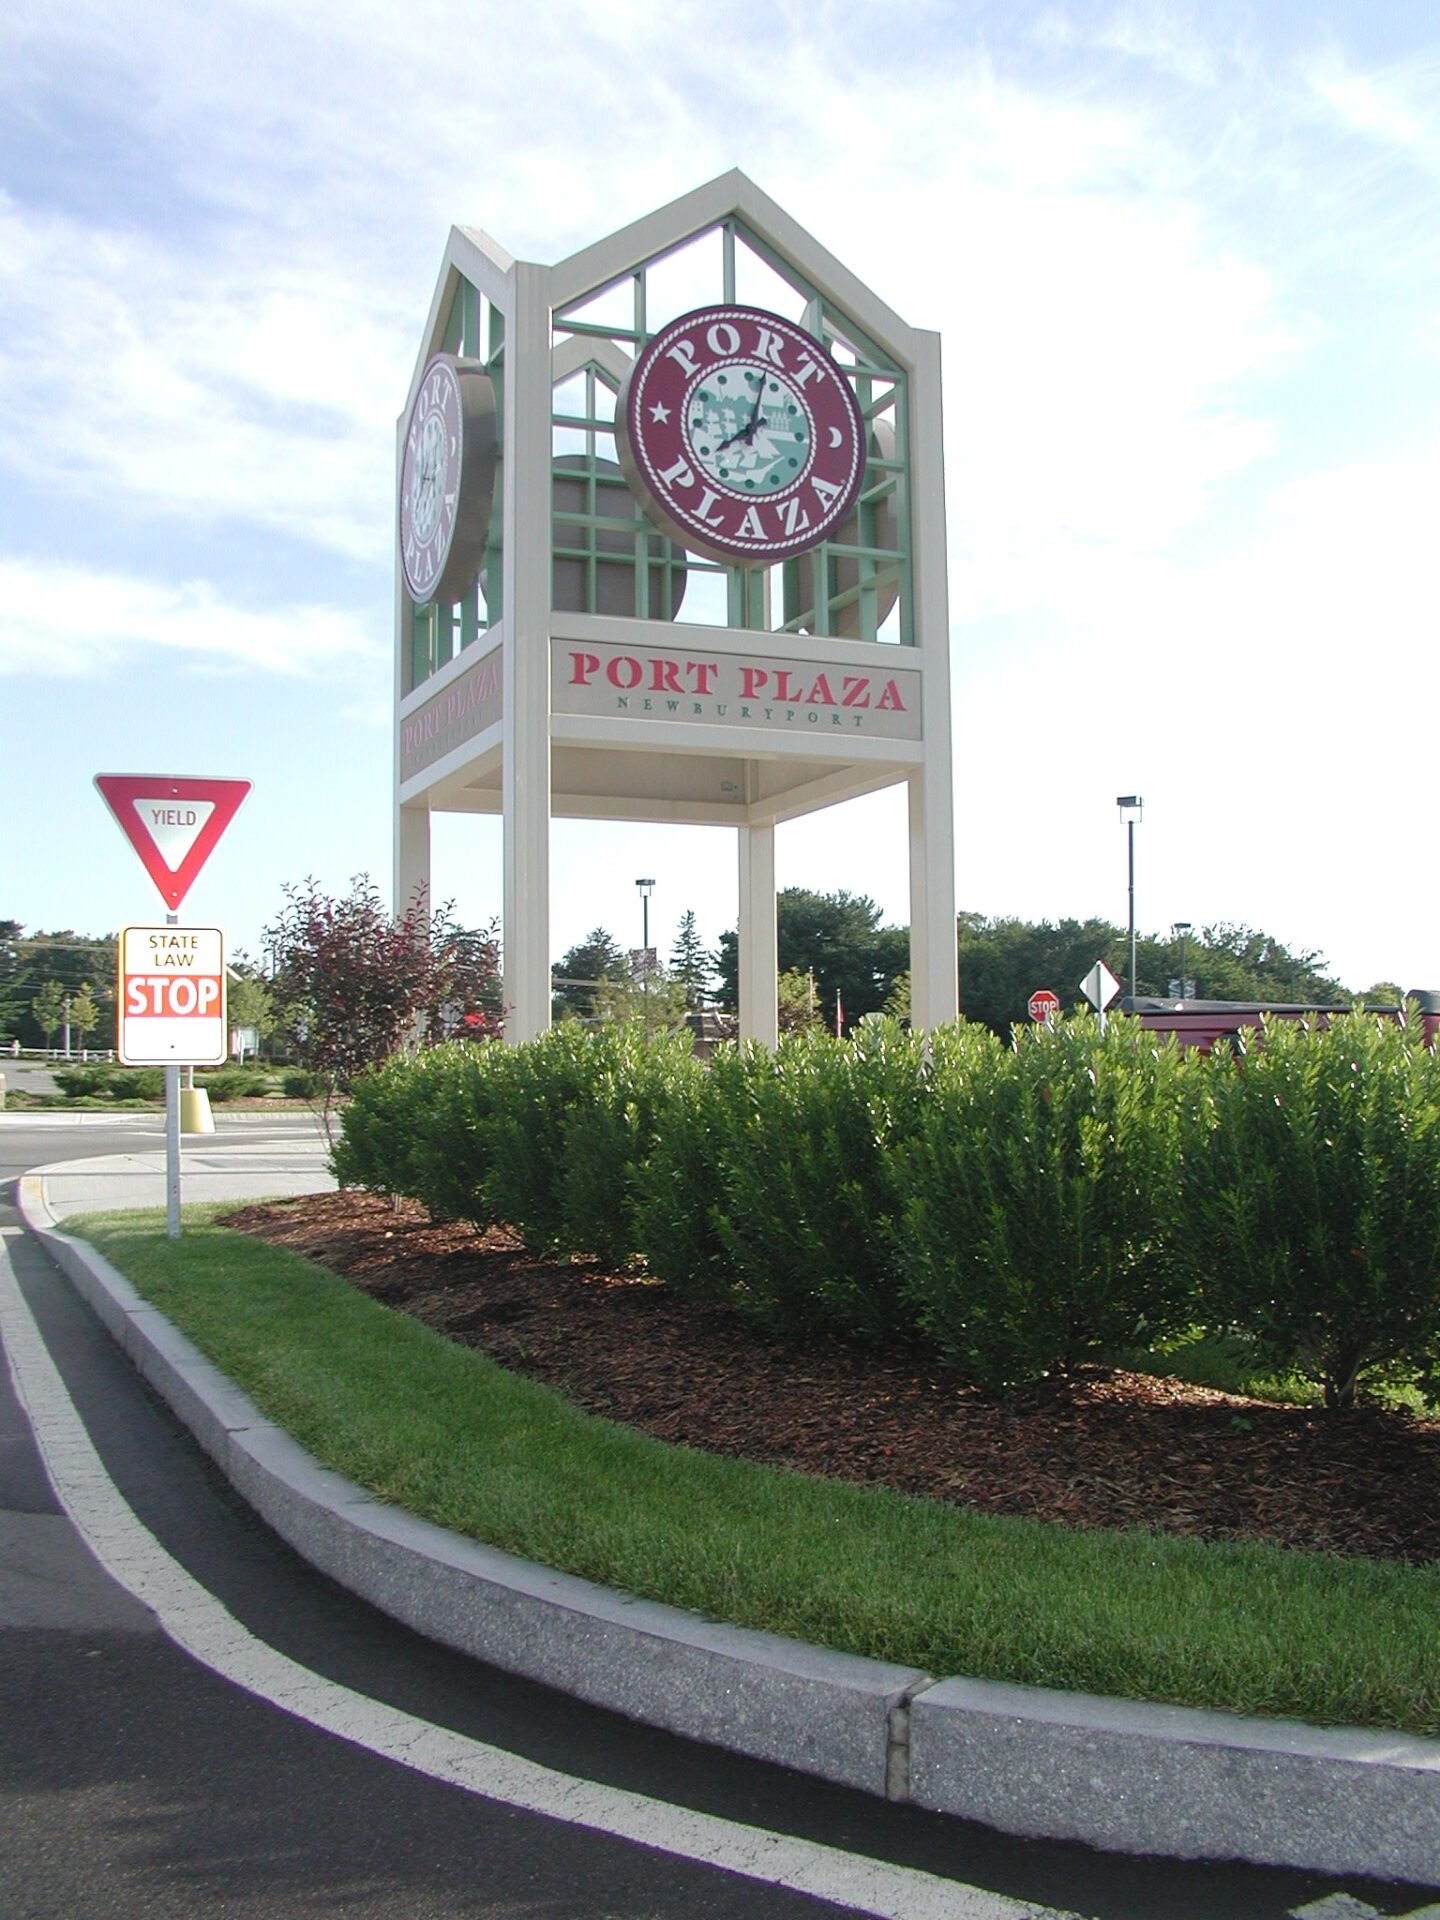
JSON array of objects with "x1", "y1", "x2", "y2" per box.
[
  {"x1": 741, "y1": 371, "x2": 768, "y2": 442},
  {"x1": 714, "y1": 370, "x2": 769, "y2": 450}
]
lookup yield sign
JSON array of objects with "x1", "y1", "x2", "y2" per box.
[{"x1": 95, "y1": 774, "x2": 251, "y2": 912}]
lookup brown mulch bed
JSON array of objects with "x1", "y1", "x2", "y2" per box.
[{"x1": 222, "y1": 1192, "x2": 1440, "y2": 1568}]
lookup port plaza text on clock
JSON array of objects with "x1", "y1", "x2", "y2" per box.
[{"x1": 616, "y1": 305, "x2": 866, "y2": 566}]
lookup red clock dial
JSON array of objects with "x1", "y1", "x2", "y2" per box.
[{"x1": 616, "y1": 305, "x2": 865, "y2": 566}]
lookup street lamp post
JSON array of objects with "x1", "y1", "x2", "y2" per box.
[
  {"x1": 1116, "y1": 796, "x2": 1143, "y2": 1004},
  {"x1": 635, "y1": 878, "x2": 655, "y2": 963},
  {"x1": 635, "y1": 878, "x2": 655, "y2": 1022},
  {"x1": 1172, "y1": 920, "x2": 1192, "y2": 1002}
]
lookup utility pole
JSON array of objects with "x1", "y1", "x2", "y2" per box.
[
  {"x1": 635, "y1": 878, "x2": 655, "y2": 1031},
  {"x1": 1116, "y1": 796, "x2": 1143, "y2": 1004}
]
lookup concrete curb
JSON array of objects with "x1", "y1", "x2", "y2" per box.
[{"x1": 19, "y1": 1173, "x2": 1440, "y2": 1882}]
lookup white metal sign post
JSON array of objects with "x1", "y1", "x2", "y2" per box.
[
  {"x1": 118, "y1": 925, "x2": 227, "y2": 1239},
  {"x1": 96, "y1": 773, "x2": 249, "y2": 1241}
]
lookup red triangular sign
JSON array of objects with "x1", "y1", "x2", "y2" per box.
[{"x1": 95, "y1": 774, "x2": 251, "y2": 912}]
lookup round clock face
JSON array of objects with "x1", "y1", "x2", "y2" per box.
[
  {"x1": 399, "y1": 354, "x2": 497, "y2": 606},
  {"x1": 616, "y1": 305, "x2": 865, "y2": 566}
]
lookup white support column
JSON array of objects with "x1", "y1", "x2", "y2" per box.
[
  {"x1": 737, "y1": 822, "x2": 778, "y2": 1048},
  {"x1": 394, "y1": 803, "x2": 431, "y2": 920},
  {"x1": 908, "y1": 766, "x2": 957, "y2": 1031},
  {"x1": 907, "y1": 326, "x2": 958, "y2": 1033},
  {"x1": 502, "y1": 262, "x2": 554, "y2": 1043}
]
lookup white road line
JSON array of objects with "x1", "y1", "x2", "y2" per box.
[{"x1": 0, "y1": 1246, "x2": 1082, "y2": 1920}]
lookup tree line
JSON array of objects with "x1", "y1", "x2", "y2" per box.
[
  {"x1": 558, "y1": 892, "x2": 1354, "y2": 1036},
  {"x1": 2, "y1": 883, "x2": 1377, "y2": 1060}
]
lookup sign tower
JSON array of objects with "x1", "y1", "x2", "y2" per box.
[{"x1": 394, "y1": 171, "x2": 956, "y2": 1042}]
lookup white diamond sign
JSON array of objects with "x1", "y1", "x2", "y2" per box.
[{"x1": 1079, "y1": 959, "x2": 1122, "y2": 1012}]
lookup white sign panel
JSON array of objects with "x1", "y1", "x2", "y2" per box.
[
  {"x1": 553, "y1": 640, "x2": 923, "y2": 741},
  {"x1": 1079, "y1": 959, "x2": 1122, "y2": 1013},
  {"x1": 118, "y1": 925, "x2": 227, "y2": 1066}
]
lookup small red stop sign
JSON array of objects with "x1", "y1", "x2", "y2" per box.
[{"x1": 1028, "y1": 989, "x2": 1061, "y2": 1024}]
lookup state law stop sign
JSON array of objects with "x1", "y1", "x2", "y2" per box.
[{"x1": 118, "y1": 925, "x2": 227, "y2": 1066}]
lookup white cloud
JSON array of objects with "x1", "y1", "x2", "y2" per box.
[
  {"x1": 1307, "y1": 48, "x2": 1440, "y2": 167},
  {"x1": 0, "y1": 8, "x2": 1303, "y2": 614},
  {"x1": 1034, "y1": 1, "x2": 1225, "y2": 88},
  {"x1": 0, "y1": 555, "x2": 387, "y2": 681},
  {"x1": 0, "y1": 195, "x2": 412, "y2": 559}
]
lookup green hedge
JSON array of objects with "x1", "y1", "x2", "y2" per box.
[
  {"x1": 656, "y1": 1021, "x2": 933, "y2": 1337},
  {"x1": 1183, "y1": 1013, "x2": 1440, "y2": 1408},
  {"x1": 334, "y1": 1011, "x2": 1440, "y2": 1404},
  {"x1": 52, "y1": 1063, "x2": 165, "y2": 1100},
  {"x1": 886, "y1": 1016, "x2": 1198, "y2": 1384},
  {"x1": 50, "y1": 1062, "x2": 294, "y2": 1102}
]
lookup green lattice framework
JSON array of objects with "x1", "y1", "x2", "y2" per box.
[{"x1": 407, "y1": 216, "x2": 913, "y2": 693}]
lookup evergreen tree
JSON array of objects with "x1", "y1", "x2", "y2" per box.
[
  {"x1": 668, "y1": 909, "x2": 711, "y2": 1009},
  {"x1": 552, "y1": 927, "x2": 627, "y2": 1024}
]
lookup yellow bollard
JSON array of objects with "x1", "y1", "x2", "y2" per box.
[{"x1": 180, "y1": 1087, "x2": 215, "y2": 1134}]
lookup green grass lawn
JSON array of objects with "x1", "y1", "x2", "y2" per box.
[{"x1": 67, "y1": 1206, "x2": 1440, "y2": 1737}]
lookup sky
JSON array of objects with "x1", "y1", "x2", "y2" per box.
[{"x1": 3, "y1": 0, "x2": 1438, "y2": 997}]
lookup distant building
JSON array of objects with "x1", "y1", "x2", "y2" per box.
[{"x1": 1119, "y1": 991, "x2": 1440, "y2": 1052}]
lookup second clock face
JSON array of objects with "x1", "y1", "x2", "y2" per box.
[
  {"x1": 617, "y1": 305, "x2": 865, "y2": 566},
  {"x1": 399, "y1": 353, "x2": 496, "y2": 607}
]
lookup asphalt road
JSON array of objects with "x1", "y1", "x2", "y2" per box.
[{"x1": 2, "y1": 1115, "x2": 1437, "y2": 1918}]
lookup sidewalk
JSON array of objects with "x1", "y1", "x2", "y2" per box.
[{"x1": 32, "y1": 1131, "x2": 336, "y2": 1221}]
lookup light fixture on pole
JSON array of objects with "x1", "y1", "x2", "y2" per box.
[
  {"x1": 1172, "y1": 920, "x2": 1192, "y2": 1003},
  {"x1": 635, "y1": 878, "x2": 655, "y2": 981},
  {"x1": 1116, "y1": 796, "x2": 1143, "y2": 1005}
]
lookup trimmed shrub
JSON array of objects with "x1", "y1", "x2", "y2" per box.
[
  {"x1": 887, "y1": 1015, "x2": 1197, "y2": 1385},
  {"x1": 472, "y1": 1024, "x2": 607, "y2": 1251},
  {"x1": 333, "y1": 1053, "x2": 428, "y2": 1201},
  {"x1": 697, "y1": 1018, "x2": 930, "y2": 1338},
  {"x1": 52, "y1": 1063, "x2": 164, "y2": 1100},
  {"x1": 334, "y1": 1043, "x2": 503, "y2": 1222},
  {"x1": 1184, "y1": 1011, "x2": 1440, "y2": 1408},
  {"x1": 558, "y1": 1025, "x2": 703, "y2": 1268},
  {"x1": 195, "y1": 1066, "x2": 277, "y2": 1102},
  {"x1": 407, "y1": 1042, "x2": 512, "y2": 1225},
  {"x1": 631, "y1": 1044, "x2": 753, "y2": 1300},
  {"x1": 51, "y1": 1064, "x2": 121, "y2": 1098}
]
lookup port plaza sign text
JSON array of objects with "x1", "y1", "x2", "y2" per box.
[{"x1": 554, "y1": 643, "x2": 921, "y2": 740}]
